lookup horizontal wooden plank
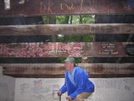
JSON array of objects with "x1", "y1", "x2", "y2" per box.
[
  {"x1": 0, "y1": 24, "x2": 134, "y2": 36},
  {"x1": 1, "y1": 63, "x2": 134, "y2": 78},
  {"x1": 0, "y1": 0, "x2": 134, "y2": 17},
  {"x1": 0, "y1": 42, "x2": 134, "y2": 58},
  {"x1": 4, "y1": 74, "x2": 134, "y2": 78}
]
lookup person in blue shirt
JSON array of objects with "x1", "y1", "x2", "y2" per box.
[{"x1": 57, "y1": 57, "x2": 94, "y2": 101}]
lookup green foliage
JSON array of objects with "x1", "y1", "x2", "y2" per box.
[
  {"x1": 42, "y1": 15, "x2": 95, "y2": 24},
  {"x1": 55, "y1": 15, "x2": 95, "y2": 24},
  {"x1": 42, "y1": 15, "x2": 95, "y2": 63},
  {"x1": 57, "y1": 34, "x2": 94, "y2": 42},
  {"x1": 56, "y1": 16, "x2": 66, "y2": 24},
  {"x1": 42, "y1": 16, "x2": 49, "y2": 24},
  {"x1": 80, "y1": 15, "x2": 95, "y2": 24}
]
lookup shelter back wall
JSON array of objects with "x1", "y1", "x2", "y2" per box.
[{"x1": 15, "y1": 78, "x2": 134, "y2": 101}]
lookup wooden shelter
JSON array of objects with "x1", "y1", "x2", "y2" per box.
[{"x1": 0, "y1": 0, "x2": 134, "y2": 78}]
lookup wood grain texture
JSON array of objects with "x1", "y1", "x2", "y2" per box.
[
  {"x1": 1, "y1": 63, "x2": 134, "y2": 78},
  {"x1": 0, "y1": 24, "x2": 134, "y2": 36},
  {"x1": 0, "y1": 0, "x2": 134, "y2": 17},
  {"x1": 0, "y1": 42, "x2": 134, "y2": 58}
]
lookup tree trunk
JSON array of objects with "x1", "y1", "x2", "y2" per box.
[
  {"x1": 69, "y1": 16, "x2": 73, "y2": 24},
  {"x1": 79, "y1": 15, "x2": 82, "y2": 24},
  {"x1": 64, "y1": 16, "x2": 69, "y2": 24},
  {"x1": 49, "y1": 16, "x2": 56, "y2": 42}
]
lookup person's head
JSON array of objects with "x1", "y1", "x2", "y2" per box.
[{"x1": 64, "y1": 57, "x2": 75, "y2": 72}]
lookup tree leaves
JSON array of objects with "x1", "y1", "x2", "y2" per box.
[{"x1": 42, "y1": 15, "x2": 95, "y2": 62}]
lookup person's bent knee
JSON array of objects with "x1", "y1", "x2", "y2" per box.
[{"x1": 74, "y1": 94, "x2": 84, "y2": 101}]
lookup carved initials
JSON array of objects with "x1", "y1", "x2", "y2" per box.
[
  {"x1": 60, "y1": 3, "x2": 75, "y2": 10},
  {"x1": 48, "y1": 1, "x2": 53, "y2": 13}
]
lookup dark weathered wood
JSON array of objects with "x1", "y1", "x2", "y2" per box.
[
  {"x1": 4, "y1": 74, "x2": 134, "y2": 78},
  {"x1": 0, "y1": 42, "x2": 134, "y2": 58},
  {"x1": 1, "y1": 63, "x2": 134, "y2": 78},
  {"x1": 0, "y1": 24, "x2": 134, "y2": 36},
  {"x1": 0, "y1": 0, "x2": 134, "y2": 17}
]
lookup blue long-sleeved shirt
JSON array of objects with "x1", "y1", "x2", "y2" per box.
[{"x1": 59, "y1": 67, "x2": 94, "y2": 100}]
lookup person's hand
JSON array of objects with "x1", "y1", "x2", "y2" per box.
[
  {"x1": 66, "y1": 96, "x2": 72, "y2": 100},
  {"x1": 57, "y1": 91, "x2": 62, "y2": 96}
]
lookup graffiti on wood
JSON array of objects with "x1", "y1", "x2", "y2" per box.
[
  {"x1": 126, "y1": 44, "x2": 134, "y2": 56},
  {"x1": 0, "y1": 0, "x2": 134, "y2": 17},
  {"x1": 0, "y1": 42, "x2": 134, "y2": 57},
  {"x1": 0, "y1": 43, "x2": 84, "y2": 57}
]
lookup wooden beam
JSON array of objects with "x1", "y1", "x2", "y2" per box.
[
  {"x1": 0, "y1": 24, "x2": 134, "y2": 36},
  {"x1": 0, "y1": 42, "x2": 132, "y2": 57},
  {"x1": 1, "y1": 63, "x2": 134, "y2": 78},
  {"x1": 0, "y1": 42, "x2": 134, "y2": 58},
  {"x1": 0, "y1": 0, "x2": 134, "y2": 17}
]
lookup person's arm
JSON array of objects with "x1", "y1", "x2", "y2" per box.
[
  {"x1": 70, "y1": 71, "x2": 86, "y2": 99},
  {"x1": 59, "y1": 82, "x2": 67, "y2": 94},
  {"x1": 59, "y1": 72, "x2": 67, "y2": 94}
]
